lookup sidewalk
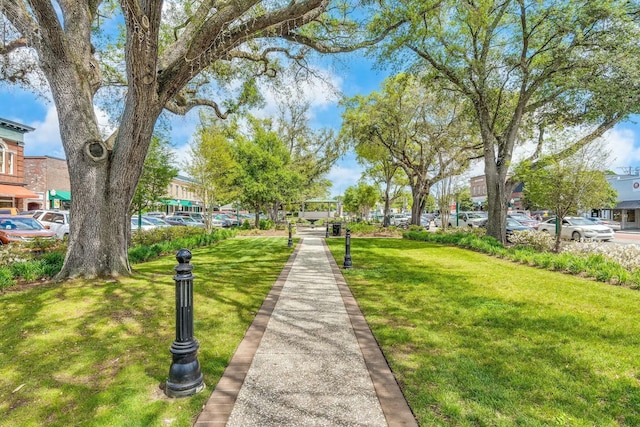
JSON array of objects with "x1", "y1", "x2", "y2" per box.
[{"x1": 194, "y1": 236, "x2": 417, "y2": 426}]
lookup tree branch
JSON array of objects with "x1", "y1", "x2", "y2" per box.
[
  {"x1": 282, "y1": 19, "x2": 405, "y2": 54},
  {"x1": 0, "y1": 36, "x2": 29, "y2": 55},
  {"x1": 165, "y1": 97, "x2": 231, "y2": 119}
]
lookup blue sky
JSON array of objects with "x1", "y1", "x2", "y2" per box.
[
  {"x1": 0, "y1": 51, "x2": 390, "y2": 198},
  {"x1": 2, "y1": 51, "x2": 640, "y2": 197}
]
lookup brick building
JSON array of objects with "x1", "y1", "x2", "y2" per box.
[
  {"x1": 0, "y1": 118, "x2": 40, "y2": 211},
  {"x1": 469, "y1": 175, "x2": 525, "y2": 211},
  {"x1": 24, "y1": 155, "x2": 71, "y2": 210}
]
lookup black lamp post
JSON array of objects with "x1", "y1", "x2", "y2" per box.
[
  {"x1": 343, "y1": 228, "x2": 352, "y2": 269},
  {"x1": 288, "y1": 222, "x2": 293, "y2": 247},
  {"x1": 325, "y1": 221, "x2": 329, "y2": 238},
  {"x1": 166, "y1": 249, "x2": 204, "y2": 398}
]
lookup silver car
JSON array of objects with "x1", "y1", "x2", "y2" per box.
[
  {"x1": 537, "y1": 216, "x2": 614, "y2": 241},
  {"x1": 33, "y1": 210, "x2": 70, "y2": 239}
]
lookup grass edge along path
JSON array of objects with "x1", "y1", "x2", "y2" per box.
[
  {"x1": 0, "y1": 237, "x2": 294, "y2": 427},
  {"x1": 327, "y1": 238, "x2": 640, "y2": 426}
]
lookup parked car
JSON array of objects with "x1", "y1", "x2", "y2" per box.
[
  {"x1": 390, "y1": 213, "x2": 410, "y2": 227},
  {"x1": 507, "y1": 212, "x2": 539, "y2": 229},
  {"x1": 213, "y1": 213, "x2": 234, "y2": 227},
  {"x1": 475, "y1": 217, "x2": 534, "y2": 241},
  {"x1": 130, "y1": 216, "x2": 156, "y2": 231},
  {"x1": 505, "y1": 218, "x2": 535, "y2": 241},
  {"x1": 536, "y1": 216, "x2": 614, "y2": 241},
  {"x1": 163, "y1": 216, "x2": 188, "y2": 226},
  {"x1": 33, "y1": 210, "x2": 70, "y2": 239},
  {"x1": 0, "y1": 207, "x2": 19, "y2": 215},
  {"x1": 164, "y1": 215, "x2": 206, "y2": 228},
  {"x1": 0, "y1": 215, "x2": 56, "y2": 244},
  {"x1": 144, "y1": 211, "x2": 167, "y2": 219},
  {"x1": 419, "y1": 214, "x2": 432, "y2": 229},
  {"x1": 447, "y1": 211, "x2": 487, "y2": 227},
  {"x1": 584, "y1": 216, "x2": 621, "y2": 231},
  {"x1": 141, "y1": 215, "x2": 171, "y2": 228},
  {"x1": 174, "y1": 211, "x2": 205, "y2": 223}
]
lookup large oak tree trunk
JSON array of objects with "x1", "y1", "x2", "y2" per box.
[
  {"x1": 484, "y1": 158, "x2": 508, "y2": 244},
  {"x1": 56, "y1": 109, "x2": 159, "y2": 278}
]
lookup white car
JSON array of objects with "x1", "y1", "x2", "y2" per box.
[
  {"x1": 33, "y1": 210, "x2": 70, "y2": 239},
  {"x1": 537, "y1": 216, "x2": 614, "y2": 241},
  {"x1": 131, "y1": 216, "x2": 156, "y2": 231},
  {"x1": 390, "y1": 213, "x2": 410, "y2": 226},
  {"x1": 448, "y1": 211, "x2": 487, "y2": 227}
]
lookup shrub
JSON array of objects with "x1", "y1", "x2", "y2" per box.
[
  {"x1": 0, "y1": 227, "x2": 237, "y2": 290},
  {"x1": 509, "y1": 230, "x2": 555, "y2": 252},
  {"x1": 10, "y1": 261, "x2": 44, "y2": 282},
  {"x1": 259, "y1": 219, "x2": 274, "y2": 230},
  {"x1": 0, "y1": 267, "x2": 14, "y2": 289},
  {"x1": 404, "y1": 227, "x2": 640, "y2": 288}
]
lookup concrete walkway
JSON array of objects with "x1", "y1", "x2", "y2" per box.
[{"x1": 194, "y1": 236, "x2": 417, "y2": 426}]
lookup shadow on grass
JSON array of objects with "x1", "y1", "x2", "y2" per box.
[
  {"x1": 0, "y1": 237, "x2": 291, "y2": 427},
  {"x1": 327, "y1": 237, "x2": 640, "y2": 426}
]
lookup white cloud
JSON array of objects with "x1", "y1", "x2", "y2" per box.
[
  {"x1": 326, "y1": 160, "x2": 363, "y2": 198},
  {"x1": 601, "y1": 127, "x2": 640, "y2": 173},
  {"x1": 24, "y1": 104, "x2": 119, "y2": 158},
  {"x1": 25, "y1": 106, "x2": 64, "y2": 158},
  {"x1": 254, "y1": 67, "x2": 343, "y2": 122}
]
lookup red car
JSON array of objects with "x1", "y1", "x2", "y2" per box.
[{"x1": 0, "y1": 215, "x2": 56, "y2": 245}]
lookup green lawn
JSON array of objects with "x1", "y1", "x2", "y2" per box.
[
  {"x1": 3, "y1": 236, "x2": 640, "y2": 426},
  {"x1": 327, "y1": 238, "x2": 640, "y2": 426},
  {"x1": 0, "y1": 237, "x2": 293, "y2": 427}
]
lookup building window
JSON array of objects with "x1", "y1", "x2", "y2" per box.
[
  {"x1": 0, "y1": 142, "x2": 5, "y2": 174},
  {"x1": 7, "y1": 152, "x2": 13, "y2": 175}
]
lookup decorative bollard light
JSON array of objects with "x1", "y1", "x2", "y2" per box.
[
  {"x1": 343, "y1": 228, "x2": 353, "y2": 269},
  {"x1": 325, "y1": 221, "x2": 330, "y2": 238},
  {"x1": 166, "y1": 249, "x2": 205, "y2": 398},
  {"x1": 288, "y1": 223, "x2": 293, "y2": 248}
]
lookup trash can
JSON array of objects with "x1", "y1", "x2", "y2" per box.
[{"x1": 332, "y1": 223, "x2": 342, "y2": 236}]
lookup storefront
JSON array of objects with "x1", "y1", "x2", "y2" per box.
[
  {"x1": 605, "y1": 175, "x2": 640, "y2": 230},
  {"x1": 48, "y1": 189, "x2": 71, "y2": 210},
  {"x1": 0, "y1": 184, "x2": 39, "y2": 211}
]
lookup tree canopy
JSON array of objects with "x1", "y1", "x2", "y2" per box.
[
  {"x1": 233, "y1": 117, "x2": 303, "y2": 227},
  {"x1": 516, "y1": 145, "x2": 617, "y2": 251},
  {"x1": 370, "y1": 0, "x2": 640, "y2": 243},
  {"x1": 341, "y1": 73, "x2": 478, "y2": 226},
  {"x1": 0, "y1": 0, "x2": 389, "y2": 278},
  {"x1": 183, "y1": 115, "x2": 238, "y2": 230},
  {"x1": 342, "y1": 182, "x2": 379, "y2": 220}
]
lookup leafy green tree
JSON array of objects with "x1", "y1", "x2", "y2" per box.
[
  {"x1": 233, "y1": 118, "x2": 303, "y2": 228},
  {"x1": 0, "y1": 0, "x2": 387, "y2": 279},
  {"x1": 130, "y1": 136, "x2": 178, "y2": 219},
  {"x1": 516, "y1": 147, "x2": 618, "y2": 252},
  {"x1": 372, "y1": 0, "x2": 640, "y2": 244},
  {"x1": 272, "y1": 95, "x2": 343, "y2": 218},
  {"x1": 342, "y1": 182, "x2": 379, "y2": 220},
  {"x1": 354, "y1": 135, "x2": 406, "y2": 227},
  {"x1": 455, "y1": 188, "x2": 474, "y2": 212},
  {"x1": 423, "y1": 194, "x2": 436, "y2": 213},
  {"x1": 342, "y1": 73, "x2": 478, "y2": 227},
  {"x1": 183, "y1": 116, "x2": 237, "y2": 231}
]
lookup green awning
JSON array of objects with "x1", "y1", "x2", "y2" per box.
[
  {"x1": 48, "y1": 190, "x2": 71, "y2": 201},
  {"x1": 161, "y1": 199, "x2": 192, "y2": 207}
]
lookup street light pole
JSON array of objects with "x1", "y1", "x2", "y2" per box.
[
  {"x1": 166, "y1": 249, "x2": 204, "y2": 398},
  {"x1": 343, "y1": 228, "x2": 352, "y2": 269}
]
